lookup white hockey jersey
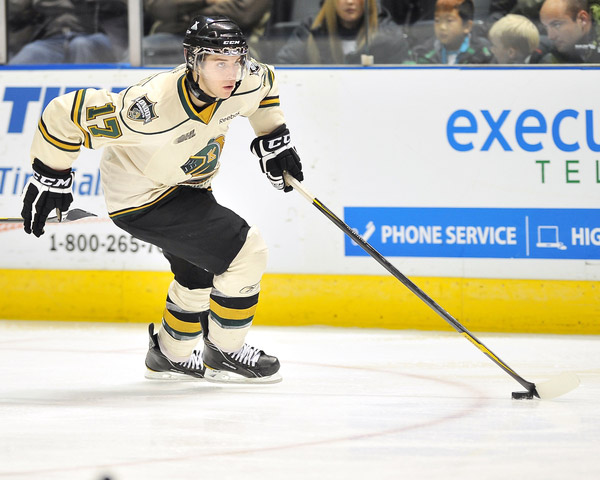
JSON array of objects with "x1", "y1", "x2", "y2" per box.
[{"x1": 30, "y1": 62, "x2": 285, "y2": 216}]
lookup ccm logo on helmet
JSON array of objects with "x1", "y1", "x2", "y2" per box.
[{"x1": 223, "y1": 40, "x2": 241, "y2": 45}]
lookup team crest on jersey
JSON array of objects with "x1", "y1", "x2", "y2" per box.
[
  {"x1": 127, "y1": 95, "x2": 158, "y2": 124},
  {"x1": 180, "y1": 135, "x2": 225, "y2": 177}
]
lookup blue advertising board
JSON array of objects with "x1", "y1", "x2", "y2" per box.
[{"x1": 344, "y1": 208, "x2": 600, "y2": 259}]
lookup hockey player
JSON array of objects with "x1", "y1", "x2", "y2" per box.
[{"x1": 20, "y1": 15, "x2": 304, "y2": 384}]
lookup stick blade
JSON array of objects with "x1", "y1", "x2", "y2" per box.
[
  {"x1": 63, "y1": 208, "x2": 97, "y2": 221},
  {"x1": 47, "y1": 208, "x2": 98, "y2": 223},
  {"x1": 535, "y1": 372, "x2": 580, "y2": 400}
]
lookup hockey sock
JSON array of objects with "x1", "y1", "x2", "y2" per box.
[
  {"x1": 158, "y1": 295, "x2": 204, "y2": 362},
  {"x1": 208, "y1": 289, "x2": 259, "y2": 352}
]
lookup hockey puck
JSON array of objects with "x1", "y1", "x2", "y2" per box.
[{"x1": 512, "y1": 391, "x2": 534, "y2": 399}]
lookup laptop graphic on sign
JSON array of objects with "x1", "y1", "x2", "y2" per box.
[{"x1": 536, "y1": 226, "x2": 567, "y2": 250}]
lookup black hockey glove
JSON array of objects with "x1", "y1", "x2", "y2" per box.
[
  {"x1": 21, "y1": 158, "x2": 74, "y2": 237},
  {"x1": 250, "y1": 124, "x2": 303, "y2": 193}
]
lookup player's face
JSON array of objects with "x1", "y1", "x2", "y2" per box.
[
  {"x1": 540, "y1": 2, "x2": 587, "y2": 53},
  {"x1": 336, "y1": 0, "x2": 364, "y2": 29},
  {"x1": 195, "y1": 54, "x2": 245, "y2": 99},
  {"x1": 434, "y1": 10, "x2": 471, "y2": 51}
]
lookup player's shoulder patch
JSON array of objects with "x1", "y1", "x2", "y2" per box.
[
  {"x1": 248, "y1": 58, "x2": 262, "y2": 77},
  {"x1": 126, "y1": 95, "x2": 158, "y2": 124},
  {"x1": 247, "y1": 58, "x2": 275, "y2": 87}
]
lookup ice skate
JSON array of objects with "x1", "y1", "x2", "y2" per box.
[
  {"x1": 144, "y1": 323, "x2": 205, "y2": 380},
  {"x1": 202, "y1": 337, "x2": 282, "y2": 384}
]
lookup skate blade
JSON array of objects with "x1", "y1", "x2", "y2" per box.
[
  {"x1": 204, "y1": 368, "x2": 282, "y2": 384},
  {"x1": 144, "y1": 368, "x2": 205, "y2": 381}
]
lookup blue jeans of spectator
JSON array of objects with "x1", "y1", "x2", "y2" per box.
[{"x1": 10, "y1": 32, "x2": 116, "y2": 64}]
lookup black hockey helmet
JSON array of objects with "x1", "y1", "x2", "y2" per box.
[
  {"x1": 183, "y1": 15, "x2": 248, "y2": 70},
  {"x1": 182, "y1": 16, "x2": 250, "y2": 103}
]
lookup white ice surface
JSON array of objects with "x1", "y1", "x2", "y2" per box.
[{"x1": 0, "y1": 321, "x2": 598, "y2": 480}]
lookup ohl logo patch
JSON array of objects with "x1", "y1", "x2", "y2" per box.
[{"x1": 180, "y1": 135, "x2": 225, "y2": 177}]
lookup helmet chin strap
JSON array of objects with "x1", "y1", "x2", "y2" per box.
[{"x1": 185, "y1": 70, "x2": 218, "y2": 104}]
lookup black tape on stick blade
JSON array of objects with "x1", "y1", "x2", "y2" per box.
[{"x1": 512, "y1": 391, "x2": 535, "y2": 399}]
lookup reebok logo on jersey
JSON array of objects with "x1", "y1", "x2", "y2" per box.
[
  {"x1": 174, "y1": 129, "x2": 196, "y2": 144},
  {"x1": 219, "y1": 112, "x2": 240, "y2": 124},
  {"x1": 127, "y1": 95, "x2": 158, "y2": 124}
]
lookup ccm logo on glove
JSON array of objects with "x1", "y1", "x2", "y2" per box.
[
  {"x1": 21, "y1": 158, "x2": 74, "y2": 237},
  {"x1": 251, "y1": 124, "x2": 303, "y2": 192},
  {"x1": 33, "y1": 171, "x2": 74, "y2": 188},
  {"x1": 265, "y1": 134, "x2": 291, "y2": 151}
]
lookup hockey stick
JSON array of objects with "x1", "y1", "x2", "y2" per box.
[
  {"x1": 283, "y1": 172, "x2": 580, "y2": 400},
  {"x1": 0, "y1": 208, "x2": 97, "y2": 224}
]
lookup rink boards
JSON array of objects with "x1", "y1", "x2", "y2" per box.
[
  {"x1": 0, "y1": 66, "x2": 598, "y2": 333},
  {"x1": 0, "y1": 269, "x2": 597, "y2": 334}
]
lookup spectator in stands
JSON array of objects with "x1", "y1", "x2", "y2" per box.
[
  {"x1": 487, "y1": 0, "x2": 544, "y2": 29},
  {"x1": 380, "y1": 0, "x2": 437, "y2": 26},
  {"x1": 7, "y1": 0, "x2": 41, "y2": 59},
  {"x1": 488, "y1": 13, "x2": 540, "y2": 62},
  {"x1": 532, "y1": 0, "x2": 600, "y2": 63},
  {"x1": 409, "y1": 0, "x2": 494, "y2": 63},
  {"x1": 275, "y1": 0, "x2": 408, "y2": 64},
  {"x1": 143, "y1": 0, "x2": 272, "y2": 64},
  {"x1": 9, "y1": 0, "x2": 125, "y2": 64}
]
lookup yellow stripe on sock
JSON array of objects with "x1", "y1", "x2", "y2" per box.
[
  {"x1": 209, "y1": 299, "x2": 258, "y2": 322},
  {"x1": 163, "y1": 309, "x2": 202, "y2": 334}
]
